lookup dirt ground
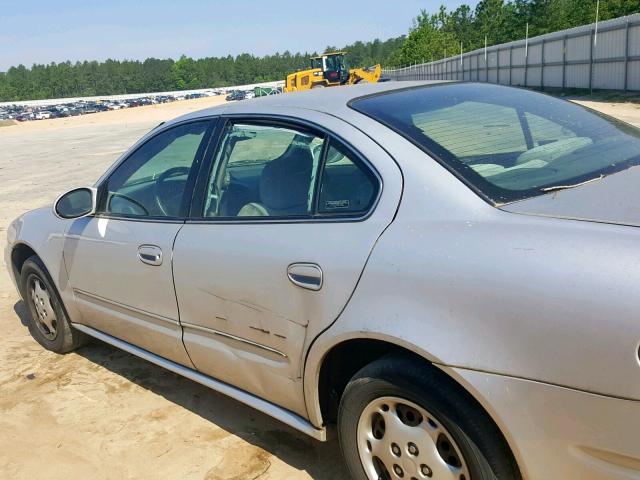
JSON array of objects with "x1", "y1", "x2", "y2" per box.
[{"x1": 1, "y1": 94, "x2": 640, "y2": 480}]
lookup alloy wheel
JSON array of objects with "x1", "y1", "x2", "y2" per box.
[
  {"x1": 30, "y1": 276, "x2": 58, "y2": 340},
  {"x1": 357, "y1": 396, "x2": 471, "y2": 480}
]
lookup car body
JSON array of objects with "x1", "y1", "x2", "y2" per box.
[
  {"x1": 225, "y1": 90, "x2": 246, "y2": 101},
  {"x1": 33, "y1": 110, "x2": 53, "y2": 120},
  {"x1": 78, "y1": 103, "x2": 98, "y2": 114},
  {"x1": 15, "y1": 112, "x2": 33, "y2": 121},
  {"x1": 6, "y1": 82, "x2": 640, "y2": 480}
]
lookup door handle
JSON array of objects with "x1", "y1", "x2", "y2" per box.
[
  {"x1": 137, "y1": 245, "x2": 163, "y2": 266},
  {"x1": 287, "y1": 263, "x2": 323, "y2": 291}
]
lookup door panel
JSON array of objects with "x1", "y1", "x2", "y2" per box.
[
  {"x1": 64, "y1": 217, "x2": 192, "y2": 365},
  {"x1": 173, "y1": 114, "x2": 402, "y2": 416},
  {"x1": 174, "y1": 220, "x2": 393, "y2": 413}
]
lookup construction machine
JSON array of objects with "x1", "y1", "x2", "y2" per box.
[{"x1": 284, "y1": 52, "x2": 381, "y2": 93}]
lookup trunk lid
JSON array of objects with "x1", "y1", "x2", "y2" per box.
[{"x1": 501, "y1": 166, "x2": 640, "y2": 227}]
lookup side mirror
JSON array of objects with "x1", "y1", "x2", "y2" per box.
[{"x1": 54, "y1": 187, "x2": 97, "y2": 219}]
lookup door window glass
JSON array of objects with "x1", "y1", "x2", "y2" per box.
[
  {"x1": 103, "y1": 121, "x2": 209, "y2": 217},
  {"x1": 318, "y1": 141, "x2": 378, "y2": 214},
  {"x1": 205, "y1": 123, "x2": 324, "y2": 218}
]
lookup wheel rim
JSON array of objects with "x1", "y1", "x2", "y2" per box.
[
  {"x1": 357, "y1": 396, "x2": 471, "y2": 480},
  {"x1": 29, "y1": 276, "x2": 57, "y2": 340}
]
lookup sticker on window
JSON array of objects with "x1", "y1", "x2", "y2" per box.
[{"x1": 325, "y1": 199, "x2": 350, "y2": 209}]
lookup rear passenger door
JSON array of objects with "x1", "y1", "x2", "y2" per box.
[{"x1": 172, "y1": 115, "x2": 402, "y2": 416}]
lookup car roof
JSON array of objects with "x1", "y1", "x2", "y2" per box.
[{"x1": 175, "y1": 81, "x2": 451, "y2": 123}]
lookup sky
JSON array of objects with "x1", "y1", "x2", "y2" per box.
[{"x1": 0, "y1": 0, "x2": 469, "y2": 71}]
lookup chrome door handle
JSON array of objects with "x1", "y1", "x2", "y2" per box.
[
  {"x1": 138, "y1": 245, "x2": 163, "y2": 266},
  {"x1": 287, "y1": 263, "x2": 322, "y2": 291}
]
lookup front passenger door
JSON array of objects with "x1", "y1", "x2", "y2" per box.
[{"x1": 63, "y1": 119, "x2": 215, "y2": 366}]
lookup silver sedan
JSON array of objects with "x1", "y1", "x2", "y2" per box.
[{"x1": 6, "y1": 82, "x2": 640, "y2": 480}]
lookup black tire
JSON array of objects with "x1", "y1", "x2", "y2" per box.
[
  {"x1": 20, "y1": 255, "x2": 88, "y2": 353},
  {"x1": 338, "y1": 354, "x2": 520, "y2": 480}
]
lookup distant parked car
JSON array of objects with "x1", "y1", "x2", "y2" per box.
[
  {"x1": 225, "y1": 90, "x2": 246, "y2": 101},
  {"x1": 33, "y1": 111, "x2": 53, "y2": 120},
  {"x1": 15, "y1": 113, "x2": 33, "y2": 122},
  {"x1": 79, "y1": 104, "x2": 98, "y2": 114}
]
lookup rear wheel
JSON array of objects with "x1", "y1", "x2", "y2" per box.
[
  {"x1": 338, "y1": 355, "x2": 520, "y2": 480},
  {"x1": 20, "y1": 256, "x2": 88, "y2": 353},
  {"x1": 311, "y1": 83, "x2": 326, "y2": 89}
]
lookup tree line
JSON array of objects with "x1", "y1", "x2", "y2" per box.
[
  {"x1": 1, "y1": 0, "x2": 638, "y2": 102},
  {"x1": 0, "y1": 37, "x2": 403, "y2": 101},
  {"x1": 390, "y1": 0, "x2": 639, "y2": 66}
]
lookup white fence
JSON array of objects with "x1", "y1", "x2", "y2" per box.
[{"x1": 383, "y1": 13, "x2": 640, "y2": 92}]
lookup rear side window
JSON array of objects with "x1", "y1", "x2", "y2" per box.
[
  {"x1": 351, "y1": 83, "x2": 640, "y2": 203},
  {"x1": 318, "y1": 141, "x2": 378, "y2": 215},
  {"x1": 202, "y1": 121, "x2": 379, "y2": 220}
]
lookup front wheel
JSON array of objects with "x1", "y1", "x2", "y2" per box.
[
  {"x1": 20, "y1": 255, "x2": 88, "y2": 353},
  {"x1": 338, "y1": 355, "x2": 520, "y2": 480}
]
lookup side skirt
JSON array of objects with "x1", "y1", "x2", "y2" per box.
[{"x1": 72, "y1": 323, "x2": 327, "y2": 441}]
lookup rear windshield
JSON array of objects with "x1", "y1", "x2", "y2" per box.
[{"x1": 350, "y1": 83, "x2": 640, "y2": 203}]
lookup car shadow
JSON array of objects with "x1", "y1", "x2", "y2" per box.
[
  {"x1": 13, "y1": 301, "x2": 348, "y2": 479},
  {"x1": 14, "y1": 300, "x2": 29, "y2": 327}
]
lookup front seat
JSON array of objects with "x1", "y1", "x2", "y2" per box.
[{"x1": 238, "y1": 145, "x2": 313, "y2": 217}]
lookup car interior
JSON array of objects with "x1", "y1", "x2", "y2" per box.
[
  {"x1": 205, "y1": 124, "x2": 377, "y2": 218},
  {"x1": 103, "y1": 122, "x2": 208, "y2": 217}
]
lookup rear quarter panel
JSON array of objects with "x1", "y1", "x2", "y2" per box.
[{"x1": 304, "y1": 118, "x2": 640, "y2": 425}]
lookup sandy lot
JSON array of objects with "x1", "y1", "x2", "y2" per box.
[{"x1": 1, "y1": 94, "x2": 639, "y2": 480}]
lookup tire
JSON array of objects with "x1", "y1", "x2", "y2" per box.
[
  {"x1": 338, "y1": 354, "x2": 520, "y2": 480},
  {"x1": 311, "y1": 83, "x2": 326, "y2": 89},
  {"x1": 20, "y1": 255, "x2": 88, "y2": 353}
]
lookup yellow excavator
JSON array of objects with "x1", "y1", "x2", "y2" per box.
[{"x1": 284, "y1": 52, "x2": 381, "y2": 93}]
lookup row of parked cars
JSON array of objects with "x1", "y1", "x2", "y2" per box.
[
  {"x1": 224, "y1": 86, "x2": 283, "y2": 102},
  {"x1": 0, "y1": 90, "x2": 222, "y2": 123},
  {"x1": 225, "y1": 90, "x2": 255, "y2": 101}
]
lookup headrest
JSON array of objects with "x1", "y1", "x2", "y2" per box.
[{"x1": 259, "y1": 146, "x2": 313, "y2": 212}]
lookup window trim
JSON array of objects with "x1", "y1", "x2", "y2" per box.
[
  {"x1": 187, "y1": 114, "x2": 383, "y2": 225},
  {"x1": 94, "y1": 117, "x2": 218, "y2": 222}
]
